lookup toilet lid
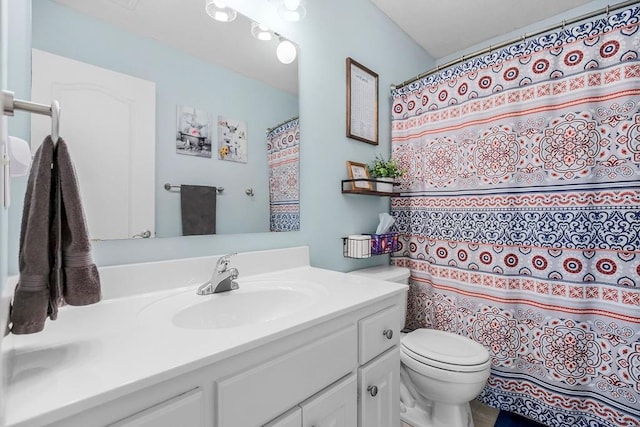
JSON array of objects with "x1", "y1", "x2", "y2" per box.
[{"x1": 402, "y1": 329, "x2": 490, "y2": 367}]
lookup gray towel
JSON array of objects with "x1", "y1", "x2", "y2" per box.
[
  {"x1": 9, "y1": 137, "x2": 101, "y2": 335},
  {"x1": 56, "y1": 140, "x2": 101, "y2": 307},
  {"x1": 180, "y1": 185, "x2": 216, "y2": 235},
  {"x1": 10, "y1": 137, "x2": 55, "y2": 334}
]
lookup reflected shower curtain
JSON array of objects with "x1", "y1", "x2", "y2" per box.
[
  {"x1": 390, "y1": 6, "x2": 640, "y2": 427},
  {"x1": 267, "y1": 118, "x2": 300, "y2": 232}
]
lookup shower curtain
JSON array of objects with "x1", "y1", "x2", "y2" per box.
[
  {"x1": 267, "y1": 118, "x2": 300, "y2": 232},
  {"x1": 390, "y1": 6, "x2": 640, "y2": 427}
]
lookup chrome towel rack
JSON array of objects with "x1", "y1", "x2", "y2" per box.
[
  {"x1": 2, "y1": 90, "x2": 60, "y2": 141},
  {"x1": 164, "y1": 183, "x2": 224, "y2": 194}
]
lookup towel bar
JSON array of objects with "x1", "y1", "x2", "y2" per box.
[
  {"x1": 164, "y1": 183, "x2": 224, "y2": 194},
  {"x1": 2, "y1": 90, "x2": 60, "y2": 142}
]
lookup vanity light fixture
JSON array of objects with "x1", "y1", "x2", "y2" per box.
[
  {"x1": 205, "y1": 0, "x2": 237, "y2": 22},
  {"x1": 276, "y1": 38, "x2": 297, "y2": 64},
  {"x1": 251, "y1": 22, "x2": 272, "y2": 41},
  {"x1": 277, "y1": 0, "x2": 306, "y2": 22}
]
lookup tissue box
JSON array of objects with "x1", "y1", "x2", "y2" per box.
[{"x1": 368, "y1": 232, "x2": 399, "y2": 255}]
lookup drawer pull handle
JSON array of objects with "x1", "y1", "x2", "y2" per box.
[
  {"x1": 382, "y1": 329, "x2": 393, "y2": 339},
  {"x1": 367, "y1": 385, "x2": 378, "y2": 397}
]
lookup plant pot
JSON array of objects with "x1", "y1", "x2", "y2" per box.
[{"x1": 375, "y1": 177, "x2": 394, "y2": 193}]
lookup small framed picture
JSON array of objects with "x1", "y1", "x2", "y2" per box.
[{"x1": 346, "y1": 161, "x2": 372, "y2": 191}]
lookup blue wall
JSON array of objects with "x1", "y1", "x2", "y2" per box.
[
  {"x1": 29, "y1": 0, "x2": 298, "y2": 237},
  {"x1": 6, "y1": 0, "x2": 434, "y2": 274}
]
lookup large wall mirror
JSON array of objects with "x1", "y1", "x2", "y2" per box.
[{"x1": 29, "y1": 0, "x2": 300, "y2": 240}]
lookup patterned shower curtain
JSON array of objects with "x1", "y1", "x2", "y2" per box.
[
  {"x1": 267, "y1": 118, "x2": 300, "y2": 232},
  {"x1": 390, "y1": 6, "x2": 640, "y2": 427}
]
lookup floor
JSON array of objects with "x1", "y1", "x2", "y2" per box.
[{"x1": 401, "y1": 400, "x2": 500, "y2": 427}]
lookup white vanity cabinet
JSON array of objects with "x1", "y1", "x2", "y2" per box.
[
  {"x1": 108, "y1": 389, "x2": 204, "y2": 427},
  {"x1": 356, "y1": 306, "x2": 402, "y2": 427},
  {"x1": 264, "y1": 374, "x2": 357, "y2": 427},
  {"x1": 300, "y1": 374, "x2": 357, "y2": 427},
  {"x1": 358, "y1": 348, "x2": 400, "y2": 427},
  {"x1": 17, "y1": 289, "x2": 405, "y2": 427}
]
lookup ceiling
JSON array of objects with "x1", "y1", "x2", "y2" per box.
[{"x1": 370, "y1": 0, "x2": 593, "y2": 60}]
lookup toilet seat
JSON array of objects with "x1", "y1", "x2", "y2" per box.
[{"x1": 401, "y1": 329, "x2": 491, "y2": 372}]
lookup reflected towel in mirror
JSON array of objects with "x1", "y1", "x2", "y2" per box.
[{"x1": 180, "y1": 185, "x2": 217, "y2": 235}]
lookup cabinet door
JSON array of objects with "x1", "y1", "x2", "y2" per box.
[
  {"x1": 108, "y1": 388, "x2": 203, "y2": 427},
  {"x1": 301, "y1": 374, "x2": 357, "y2": 427},
  {"x1": 264, "y1": 407, "x2": 302, "y2": 427},
  {"x1": 358, "y1": 348, "x2": 400, "y2": 427}
]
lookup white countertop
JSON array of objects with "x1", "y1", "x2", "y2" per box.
[{"x1": 4, "y1": 258, "x2": 406, "y2": 427}]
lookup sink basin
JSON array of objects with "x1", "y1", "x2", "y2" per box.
[{"x1": 139, "y1": 280, "x2": 327, "y2": 330}]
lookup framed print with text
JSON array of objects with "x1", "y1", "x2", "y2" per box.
[{"x1": 346, "y1": 57, "x2": 378, "y2": 145}]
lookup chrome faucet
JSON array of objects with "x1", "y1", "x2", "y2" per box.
[{"x1": 196, "y1": 253, "x2": 239, "y2": 295}]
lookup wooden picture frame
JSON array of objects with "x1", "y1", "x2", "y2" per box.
[
  {"x1": 346, "y1": 57, "x2": 378, "y2": 145},
  {"x1": 346, "y1": 161, "x2": 372, "y2": 191}
]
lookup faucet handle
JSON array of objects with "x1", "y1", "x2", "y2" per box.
[{"x1": 216, "y1": 252, "x2": 238, "y2": 272}]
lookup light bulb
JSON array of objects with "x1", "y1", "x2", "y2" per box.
[
  {"x1": 277, "y1": 0, "x2": 306, "y2": 21},
  {"x1": 283, "y1": 0, "x2": 300, "y2": 10},
  {"x1": 205, "y1": 0, "x2": 237, "y2": 22},
  {"x1": 277, "y1": 40, "x2": 297, "y2": 64},
  {"x1": 281, "y1": 9, "x2": 301, "y2": 21},
  {"x1": 251, "y1": 22, "x2": 272, "y2": 41}
]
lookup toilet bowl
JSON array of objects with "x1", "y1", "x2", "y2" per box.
[
  {"x1": 400, "y1": 329, "x2": 491, "y2": 427},
  {"x1": 349, "y1": 266, "x2": 492, "y2": 427}
]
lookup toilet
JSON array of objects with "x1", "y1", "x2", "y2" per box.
[{"x1": 349, "y1": 265, "x2": 491, "y2": 427}]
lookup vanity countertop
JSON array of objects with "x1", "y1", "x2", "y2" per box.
[{"x1": 4, "y1": 252, "x2": 406, "y2": 427}]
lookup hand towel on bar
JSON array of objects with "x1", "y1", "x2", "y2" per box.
[
  {"x1": 55, "y1": 139, "x2": 101, "y2": 307},
  {"x1": 180, "y1": 185, "x2": 216, "y2": 235},
  {"x1": 9, "y1": 137, "x2": 55, "y2": 334}
]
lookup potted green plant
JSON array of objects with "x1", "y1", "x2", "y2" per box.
[{"x1": 368, "y1": 155, "x2": 405, "y2": 193}]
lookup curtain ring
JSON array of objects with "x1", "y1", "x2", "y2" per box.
[
  {"x1": 562, "y1": 19, "x2": 566, "y2": 30},
  {"x1": 606, "y1": 5, "x2": 610, "y2": 16}
]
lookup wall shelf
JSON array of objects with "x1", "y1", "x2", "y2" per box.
[{"x1": 341, "y1": 179, "x2": 397, "y2": 196}]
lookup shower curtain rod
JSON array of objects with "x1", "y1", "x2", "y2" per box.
[
  {"x1": 391, "y1": 0, "x2": 639, "y2": 90},
  {"x1": 266, "y1": 116, "x2": 299, "y2": 134}
]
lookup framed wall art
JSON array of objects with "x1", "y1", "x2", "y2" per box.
[
  {"x1": 346, "y1": 57, "x2": 378, "y2": 145},
  {"x1": 346, "y1": 160, "x2": 372, "y2": 191}
]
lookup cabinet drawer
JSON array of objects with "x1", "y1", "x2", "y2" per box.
[
  {"x1": 216, "y1": 325, "x2": 357, "y2": 427},
  {"x1": 358, "y1": 305, "x2": 401, "y2": 365},
  {"x1": 108, "y1": 388, "x2": 203, "y2": 427}
]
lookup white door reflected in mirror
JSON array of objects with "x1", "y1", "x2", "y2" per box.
[{"x1": 31, "y1": 49, "x2": 156, "y2": 241}]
